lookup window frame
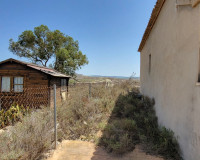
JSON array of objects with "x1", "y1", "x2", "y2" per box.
[
  {"x1": 13, "y1": 77, "x2": 24, "y2": 93},
  {"x1": 197, "y1": 50, "x2": 200, "y2": 83},
  {"x1": 0, "y1": 76, "x2": 1, "y2": 92},
  {"x1": 149, "y1": 54, "x2": 151, "y2": 74},
  {"x1": 1, "y1": 76, "x2": 11, "y2": 92},
  {"x1": 0, "y1": 76, "x2": 24, "y2": 93},
  {"x1": 61, "y1": 79, "x2": 67, "y2": 92}
]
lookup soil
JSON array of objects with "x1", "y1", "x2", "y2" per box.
[{"x1": 47, "y1": 140, "x2": 164, "y2": 160}]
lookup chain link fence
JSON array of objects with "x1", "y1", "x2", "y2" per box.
[
  {"x1": 0, "y1": 82, "x2": 112, "y2": 111},
  {"x1": 0, "y1": 82, "x2": 108, "y2": 111},
  {"x1": 68, "y1": 80, "x2": 139, "y2": 99},
  {"x1": 0, "y1": 79, "x2": 139, "y2": 111},
  {"x1": 68, "y1": 82, "x2": 110, "y2": 98},
  {"x1": 0, "y1": 87, "x2": 50, "y2": 110}
]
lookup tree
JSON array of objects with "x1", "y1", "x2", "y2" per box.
[{"x1": 9, "y1": 25, "x2": 88, "y2": 76}]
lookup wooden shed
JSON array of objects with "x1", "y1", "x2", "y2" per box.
[{"x1": 0, "y1": 58, "x2": 70, "y2": 109}]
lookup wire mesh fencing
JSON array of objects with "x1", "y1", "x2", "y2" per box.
[
  {"x1": 0, "y1": 83, "x2": 105, "y2": 111},
  {"x1": 66, "y1": 80, "x2": 130, "y2": 102},
  {"x1": 0, "y1": 86, "x2": 51, "y2": 110},
  {"x1": 68, "y1": 82, "x2": 107, "y2": 98},
  {"x1": 0, "y1": 79, "x2": 139, "y2": 111}
]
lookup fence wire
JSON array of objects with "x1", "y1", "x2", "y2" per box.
[
  {"x1": 0, "y1": 87, "x2": 51, "y2": 110},
  {"x1": 0, "y1": 80, "x2": 134, "y2": 110},
  {"x1": 68, "y1": 82, "x2": 107, "y2": 98}
]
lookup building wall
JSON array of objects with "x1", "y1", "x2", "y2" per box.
[
  {"x1": 0, "y1": 61, "x2": 49, "y2": 87},
  {"x1": 140, "y1": 1, "x2": 200, "y2": 160},
  {"x1": 49, "y1": 77, "x2": 69, "y2": 108},
  {"x1": 0, "y1": 61, "x2": 69, "y2": 109},
  {"x1": 0, "y1": 61, "x2": 49, "y2": 109}
]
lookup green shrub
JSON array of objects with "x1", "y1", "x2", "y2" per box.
[
  {"x1": 100, "y1": 119, "x2": 139, "y2": 154},
  {"x1": 99, "y1": 90, "x2": 183, "y2": 160},
  {"x1": 155, "y1": 127, "x2": 181, "y2": 160},
  {"x1": 0, "y1": 104, "x2": 30, "y2": 128}
]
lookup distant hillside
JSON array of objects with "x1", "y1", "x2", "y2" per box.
[
  {"x1": 71, "y1": 74, "x2": 140, "y2": 84},
  {"x1": 89, "y1": 75, "x2": 140, "y2": 80}
]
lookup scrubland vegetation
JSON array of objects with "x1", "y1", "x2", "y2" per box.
[
  {"x1": 0, "y1": 104, "x2": 30, "y2": 128},
  {"x1": 0, "y1": 80, "x2": 182, "y2": 160},
  {"x1": 0, "y1": 108, "x2": 54, "y2": 159}
]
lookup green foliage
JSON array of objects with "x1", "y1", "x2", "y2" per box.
[
  {"x1": 100, "y1": 90, "x2": 183, "y2": 160},
  {"x1": 54, "y1": 40, "x2": 88, "y2": 76},
  {"x1": 0, "y1": 104, "x2": 29, "y2": 128},
  {"x1": 9, "y1": 25, "x2": 88, "y2": 76},
  {"x1": 101, "y1": 119, "x2": 139, "y2": 154}
]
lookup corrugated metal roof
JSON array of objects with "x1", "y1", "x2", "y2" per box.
[{"x1": 0, "y1": 58, "x2": 71, "y2": 78}]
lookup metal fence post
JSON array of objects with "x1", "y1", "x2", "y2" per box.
[{"x1": 53, "y1": 84, "x2": 57, "y2": 149}]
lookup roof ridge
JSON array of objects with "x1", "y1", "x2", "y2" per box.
[
  {"x1": 25, "y1": 61, "x2": 66, "y2": 74},
  {"x1": 10, "y1": 58, "x2": 63, "y2": 74},
  {"x1": 0, "y1": 58, "x2": 71, "y2": 78}
]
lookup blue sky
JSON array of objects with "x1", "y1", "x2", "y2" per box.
[{"x1": 0, "y1": 0, "x2": 156, "y2": 77}]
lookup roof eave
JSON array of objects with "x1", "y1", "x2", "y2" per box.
[
  {"x1": 138, "y1": 0, "x2": 166, "y2": 52},
  {"x1": 0, "y1": 58, "x2": 71, "y2": 78}
]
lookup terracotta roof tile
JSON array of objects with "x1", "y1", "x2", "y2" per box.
[{"x1": 138, "y1": 0, "x2": 166, "y2": 52}]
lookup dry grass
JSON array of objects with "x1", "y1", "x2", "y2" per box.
[
  {"x1": 0, "y1": 81, "x2": 128, "y2": 160},
  {"x1": 0, "y1": 80, "x2": 182, "y2": 160},
  {"x1": 57, "y1": 82, "x2": 129, "y2": 141},
  {"x1": 0, "y1": 108, "x2": 54, "y2": 160}
]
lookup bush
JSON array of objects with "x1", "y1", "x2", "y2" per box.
[
  {"x1": 101, "y1": 119, "x2": 139, "y2": 154},
  {"x1": 0, "y1": 108, "x2": 53, "y2": 160},
  {"x1": 57, "y1": 90, "x2": 112, "y2": 141},
  {"x1": 0, "y1": 104, "x2": 30, "y2": 128},
  {"x1": 99, "y1": 90, "x2": 183, "y2": 160}
]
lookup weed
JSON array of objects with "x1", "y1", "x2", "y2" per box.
[{"x1": 0, "y1": 104, "x2": 30, "y2": 128}]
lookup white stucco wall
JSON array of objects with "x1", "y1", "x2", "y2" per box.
[{"x1": 140, "y1": 1, "x2": 200, "y2": 160}]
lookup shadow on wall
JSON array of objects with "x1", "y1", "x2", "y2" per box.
[{"x1": 91, "y1": 88, "x2": 183, "y2": 160}]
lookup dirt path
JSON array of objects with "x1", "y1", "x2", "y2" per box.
[{"x1": 47, "y1": 140, "x2": 164, "y2": 160}]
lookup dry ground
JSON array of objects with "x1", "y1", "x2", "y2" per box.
[{"x1": 47, "y1": 140, "x2": 164, "y2": 160}]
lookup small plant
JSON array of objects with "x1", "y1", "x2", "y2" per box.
[
  {"x1": 101, "y1": 119, "x2": 139, "y2": 154},
  {"x1": 0, "y1": 104, "x2": 30, "y2": 128}
]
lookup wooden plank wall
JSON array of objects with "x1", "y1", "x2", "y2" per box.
[
  {"x1": 0, "y1": 62, "x2": 49, "y2": 109},
  {"x1": 49, "y1": 77, "x2": 69, "y2": 108}
]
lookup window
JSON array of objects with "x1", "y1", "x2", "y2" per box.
[
  {"x1": 1, "y1": 77, "x2": 11, "y2": 92},
  {"x1": 14, "y1": 77, "x2": 23, "y2": 92},
  {"x1": 198, "y1": 52, "x2": 200, "y2": 82},
  {"x1": 149, "y1": 54, "x2": 151, "y2": 74},
  {"x1": 61, "y1": 79, "x2": 67, "y2": 91}
]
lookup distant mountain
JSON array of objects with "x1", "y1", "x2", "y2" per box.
[{"x1": 89, "y1": 75, "x2": 140, "y2": 80}]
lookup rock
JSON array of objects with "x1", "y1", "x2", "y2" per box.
[
  {"x1": 96, "y1": 131, "x2": 102, "y2": 138},
  {"x1": 0, "y1": 129, "x2": 4, "y2": 135},
  {"x1": 83, "y1": 121, "x2": 87, "y2": 125},
  {"x1": 80, "y1": 135, "x2": 86, "y2": 140}
]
